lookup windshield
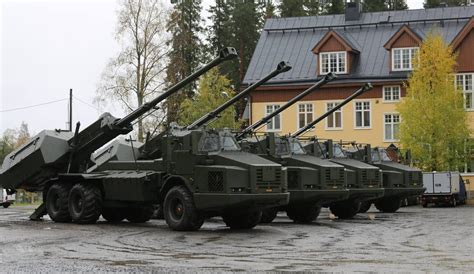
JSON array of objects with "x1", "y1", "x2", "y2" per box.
[
  {"x1": 333, "y1": 144, "x2": 347, "y2": 158},
  {"x1": 198, "y1": 132, "x2": 240, "y2": 153},
  {"x1": 275, "y1": 138, "x2": 290, "y2": 156},
  {"x1": 289, "y1": 138, "x2": 306, "y2": 155},
  {"x1": 372, "y1": 149, "x2": 392, "y2": 162}
]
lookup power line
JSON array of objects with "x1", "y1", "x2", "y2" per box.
[
  {"x1": 73, "y1": 96, "x2": 100, "y2": 111},
  {"x1": 0, "y1": 98, "x2": 68, "y2": 113}
]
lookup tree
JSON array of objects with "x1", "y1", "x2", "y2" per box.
[
  {"x1": 264, "y1": 0, "x2": 277, "y2": 19},
  {"x1": 397, "y1": 32, "x2": 470, "y2": 171},
  {"x1": 165, "y1": 0, "x2": 203, "y2": 125},
  {"x1": 179, "y1": 68, "x2": 241, "y2": 129},
  {"x1": 363, "y1": 0, "x2": 387, "y2": 12},
  {"x1": 322, "y1": 0, "x2": 345, "y2": 15},
  {"x1": 279, "y1": 0, "x2": 306, "y2": 17},
  {"x1": 0, "y1": 122, "x2": 31, "y2": 163},
  {"x1": 424, "y1": 0, "x2": 469, "y2": 8},
  {"x1": 97, "y1": 0, "x2": 169, "y2": 142},
  {"x1": 386, "y1": 0, "x2": 408, "y2": 10},
  {"x1": 305, "y1": 0, "x2": 321, "y2": 16}
]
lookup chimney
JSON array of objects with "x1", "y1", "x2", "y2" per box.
[{"x1": 345, "y1": 1, "x2": 361, "y2": 21}]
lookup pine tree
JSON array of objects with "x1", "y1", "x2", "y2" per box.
[
  {"x1": 305, "y1": 0, "x2": 321, "y2": 16},
  {"x1": 387, "y1": 0, "x2": 408, "y2": 10},
  {"x1": 397, "y1": 32, "x2": 470, "y2": 171},
  {"x1": 424, "y1": 0, "x2": 469, "y2": 8},
  {"x1": 363, "y1": 0, "x2": 387, "y2": 12},
  {"x1": 264, "y1": 0, "x2": 277, "y2": 19},
  {"x1": 179, "y1": 68, "x2": 241, "y2": 129},
  {"x1": 322, "y1": 0, "x2": 345, "y2": 15},
  {"x1": 207, "y1": 0, "x2": 231, "y2": 52},
  {"x1": 165, "y1": 0, "x2": 203, "y2": 124},
  {"x1": 279, "y1": 0, "x2": 306, "y2": 17}
]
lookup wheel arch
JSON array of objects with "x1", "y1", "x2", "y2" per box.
[{"x1": 160, "y1": 175, "x2": 192, "y2": 204}]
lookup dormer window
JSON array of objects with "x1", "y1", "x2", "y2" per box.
[
  {"x1": 392, "y1": 47, "x2": 418, "y2": 71},
  {"x1": 320, "y1": 51, "x2": 347, "y2": 74}
]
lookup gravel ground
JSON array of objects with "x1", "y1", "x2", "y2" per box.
[{"x1": 0, "y1": 205, "x2": 473, "y2": 272}]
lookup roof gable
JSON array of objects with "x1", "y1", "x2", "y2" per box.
[
  {"x1": 451, "y1": 17, "x2": 474, "y2": 50},
  {"x1": 383, "y1": 25, "x2": 423, "y2": 50},
  {"x1": 312, "y1": 30, "x2": 360, "y2": 54}
]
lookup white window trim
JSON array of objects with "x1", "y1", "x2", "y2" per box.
[
  {"x1": 455, "y1": 73, "x2": 474, "y2": 112},
  {"x1": 391, "y1": 47, "x2": 418, "y2": 72},
  {"x1": 383, "y1": 112, "x2": 401, "y2": 142},
  {"x1": 265, "y1": 104, "x2": 282, "y2": 132},
  {"x1": 319, "y1": 51, "x2": 347, "y2": 75},
  {"x1": 296, "y1": 103, "x2": 314, "y2": 131},
  {"x1": 353, "y1": 100, "x2": 372, "y2": 129},
  {"x1": 325, "y1": 101, "x2": 343, "y2": 131},
  {"x1": 382, "y1": 85, "x2": 401, "y2": 103}
]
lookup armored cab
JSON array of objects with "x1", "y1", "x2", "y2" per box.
[{"x1": 347, "y1": 145, "x2": 425, "y2": 213}]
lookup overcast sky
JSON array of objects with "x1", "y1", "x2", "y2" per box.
[{"x1": 0, "y1": 0, "x2": 425, "y2": 135}]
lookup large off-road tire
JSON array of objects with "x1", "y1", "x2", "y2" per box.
[
  {"x1": 163, "y1": 185, "x2": 204, "y2": 231},
  {"x1": 260, "y1": 208, "x2": 278, "y2": 223},
  {"x1": 68, "y1": 183, "x2": 102, "y2": 224},
  {"x1": 375, "y1": 197, "x2": 401, "y2": 213},
  {"x1": 2, "y1": 203, "x2": 11, "y2": 209},
  {"x1": 358, "y1": 201, "x2": 372, "y2": 213},
  {"x1": 46, "y1": 183, "x2": 72, "y2": 223},
  {"x1": 451, "y1": 197, "x2": 457, "y2": 207},
  {"x1": 126, "y1": 206, "x2": 154, "y2": 223},
  {"x1": 286, "y1": 204, "x2": 321, "y2": 223},
  {"x1": 222, "y1": 210, "x2": 262, "y2": 229},
  {"x1": 152, "y1": 204, "x2": 164, "y2": 219},
  {"x1": 330, "y1": 201, "x2": 361, "y2": 219},
  {"x1": 101, "y1": 207, "x2": 125, "y2": 223}
]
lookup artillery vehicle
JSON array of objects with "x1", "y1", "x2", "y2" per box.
[
  {"x1": 0, "y1": 48, "x2": 251, "y2": 229},
  {"x1": 235, "y1": 77, "x2": 375, "y2": 223},
  {"x1": 87, "y1": 61, "x2": 293, "y2": 230},
  {"x1": 303, "y1": 138, "x2": 384, "y2": 219},
  {"x1": 345, "y1": 144, "x2": 425, "y2": 213}
]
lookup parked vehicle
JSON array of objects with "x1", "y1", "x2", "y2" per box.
[
  {"x1": 422, "y1": 172, "x2": 467, "y2": 207},
  {"x1": 1, "y1": 188, "x2": 15, "y2": 208}
]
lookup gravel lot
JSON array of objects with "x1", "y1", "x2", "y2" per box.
[{"x1": 0, "y1": 205, "x2": 472, "y2": 272}]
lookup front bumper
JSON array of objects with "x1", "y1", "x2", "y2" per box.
[
  {"x1": 193, "y1": 192, "x2": 290, "y2": 211},
  {"x1": 288, "y1": 189, "x2": 350, "y2": 206}
]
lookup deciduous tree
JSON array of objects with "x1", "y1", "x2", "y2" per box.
[{"x1": 424, "y1": 0, "x2": 469, "y2": 8}]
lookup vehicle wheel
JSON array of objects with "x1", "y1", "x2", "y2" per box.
[
  {"x1": 451, "y1": 197, "x2": 457, "y2": 207},
  {"x1": 2, "y1": 203, "x2": 10, "y2": 209},
  {"x1": 260, "y1": 208, "x2": 278, "y2": 223},
  {"x1": 102, "y1": 207, "x2": 125, "y2": 223},
  {"x1": 68, "y1": 183, "x2": 102, "y2": 224},
  {"x1": 375, "y1": 197, "x2": 401, "y2": 213},
  {"x1": 163, "y1": 185, "x2": 204, "y2": 231},
  {"x1": 358, "y1": 201, "x2": 372, "y2": 213},
  {"x1": 422, "y1": 202, "x2": 428, "y2": 208},
  {"x1": 152, "y1": 204, "x2": 164, "y2": 219},
  {"x1": 286, "y1": 204, "x2": 321, "y2": 223},
  {"x1": 330, "y1": 201, "x2": 360, "y2": 219},
  {"x1": 46, "y1": 183, "x2": 72, "y2": 223},
  {"x1": 126, "y1": 206, "x2": 154, "y2": 223},
  {"x1": 222, "y1": 210, "x2": 262, "y2": 229}
]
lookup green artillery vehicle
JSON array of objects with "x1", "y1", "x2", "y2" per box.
[
  {"x1": 303, "y1": 139, "x2": 385, "y2": 219},
  {"x1": 1, "y1": 48, "x2": 280, "y2": 231},
  {"x1": 345, "y1": 144, "x2": 425, "y2": 213},
  {"x1": 234, "y1": 77, "x2": 372, "y2": 223},
  {"x1": 88, "y1": 61, "x2": 293, "y2": 230}
]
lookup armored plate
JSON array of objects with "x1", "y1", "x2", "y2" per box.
[
  {"x1": 289, "y1": 154, "x2": 344, "y2": 168},
  {"x1": 89, "y1": 138, "x2": 143, "y2": 171}
]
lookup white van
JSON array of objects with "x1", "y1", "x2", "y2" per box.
[{"x1": 1, "y1": 188, "x2": 15, "y2": 208}]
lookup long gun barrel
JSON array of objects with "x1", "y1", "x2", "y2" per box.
[
  {"x1": 236, "y1": 73, "x2": 336, "y2": 140},
  {"x1": 186, "y1": 61, "x2": 292, "y2": 130},
  {"x1": 291, "y1": 83, "x2": 373, "y2": 138}
]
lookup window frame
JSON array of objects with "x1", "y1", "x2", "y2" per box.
[
  {"x1": 391, "y1": 47, "x2": 418, "y2": 71},
  {"x1": 383, "y1": 112, "x2": 401, "y2": 142},
  {"x1": 382, "y1": 85, "x2": 401, "y2": 103},
  {"x1": 265, "y1": 104, "x2": 282, "y2": 132},
  {"x1": 319, "y1": 51, "x2": 347, "y2": 75},
  {"x1": 455, "y1": 73, "x2": 474, "y2": 111},
  {"x1": 325, "y1": 101, "x2": 343, "y2": 130},
  {"x1": 353, "y1": 100, "x2": 372, "y2": 129},
  {"x1": 296, "y1": 103, "x2": 314, "y2": 130}
]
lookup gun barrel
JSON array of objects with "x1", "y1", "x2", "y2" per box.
[
  {"x1": 236, "y1": 73, "x2": 336, "y2": 139},
  {"x1": 116, "y1": 47, "x2": 238, "y2": 127},
  {"x1": 291, "y1": 83, "x2": 373, "y2": 138},
  {"x1": 186, "y1": 61, "x2": 291, "y2": 130}
]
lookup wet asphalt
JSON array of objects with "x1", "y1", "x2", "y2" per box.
[{"x1": 0, "y1": 205, "x2": 472, "y2": 272}]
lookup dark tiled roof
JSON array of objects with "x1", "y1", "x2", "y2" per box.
[{"x1": 243, "y1": 6, "x2": 474, "y2": 86}]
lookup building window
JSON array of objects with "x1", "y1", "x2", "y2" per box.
[
  {"x1": 326, "y1": 102, "x2": 342, "y2": 129},
  {"x1": 456, "y1": 73, "x2": 473, "y2": 110},
  {"x1": 297, "y1": 103, "x2": 313, "y2": 129},
  {"x1": 354, "y1": 101, "x2": 371, "y2": 128},
  {"x1": 392, "y1": 47, "x2": 418, "y2": 71},
  {"x1": 320, "y1": 51, "x2": 346, "y2": 74},
  {"x1": 383, "y1": 86, "x2": 401, "y2": 102},
  {"x1": 266, "y1": 104, "x2": 281, "y2": 131},
  {"x1": 384, "y1": 113, "x2": 400, "y2": 141}
]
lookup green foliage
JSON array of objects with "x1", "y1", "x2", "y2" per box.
[
  {"x1": 397, "y1": 32, "x2": 470, "y2": 171},
  {"x1": 179, "y1": 68, "x2": 241, "y2": 129},
  {"x1": 322, "y1": 0, "x2": 345, "y2": 14},
  {"x1": 264, "y1": 0, "x2": 277, "y2": 18},
  {"x1": 424, "y1": 0, "x2": 469, "y2": 8},
  {"x1": 279, "y1": 0, "x2": 306, "y2": 17},
  {"x1": 363, "y1": 0, "x2": 408, "y2": 12},
  {"x1": 0, "y1": 122, "x2": 30, "y2": 164}
]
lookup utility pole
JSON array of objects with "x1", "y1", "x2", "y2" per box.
[{"x1": 69, "y1": 89, "x2": 73, "y2": 131}]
